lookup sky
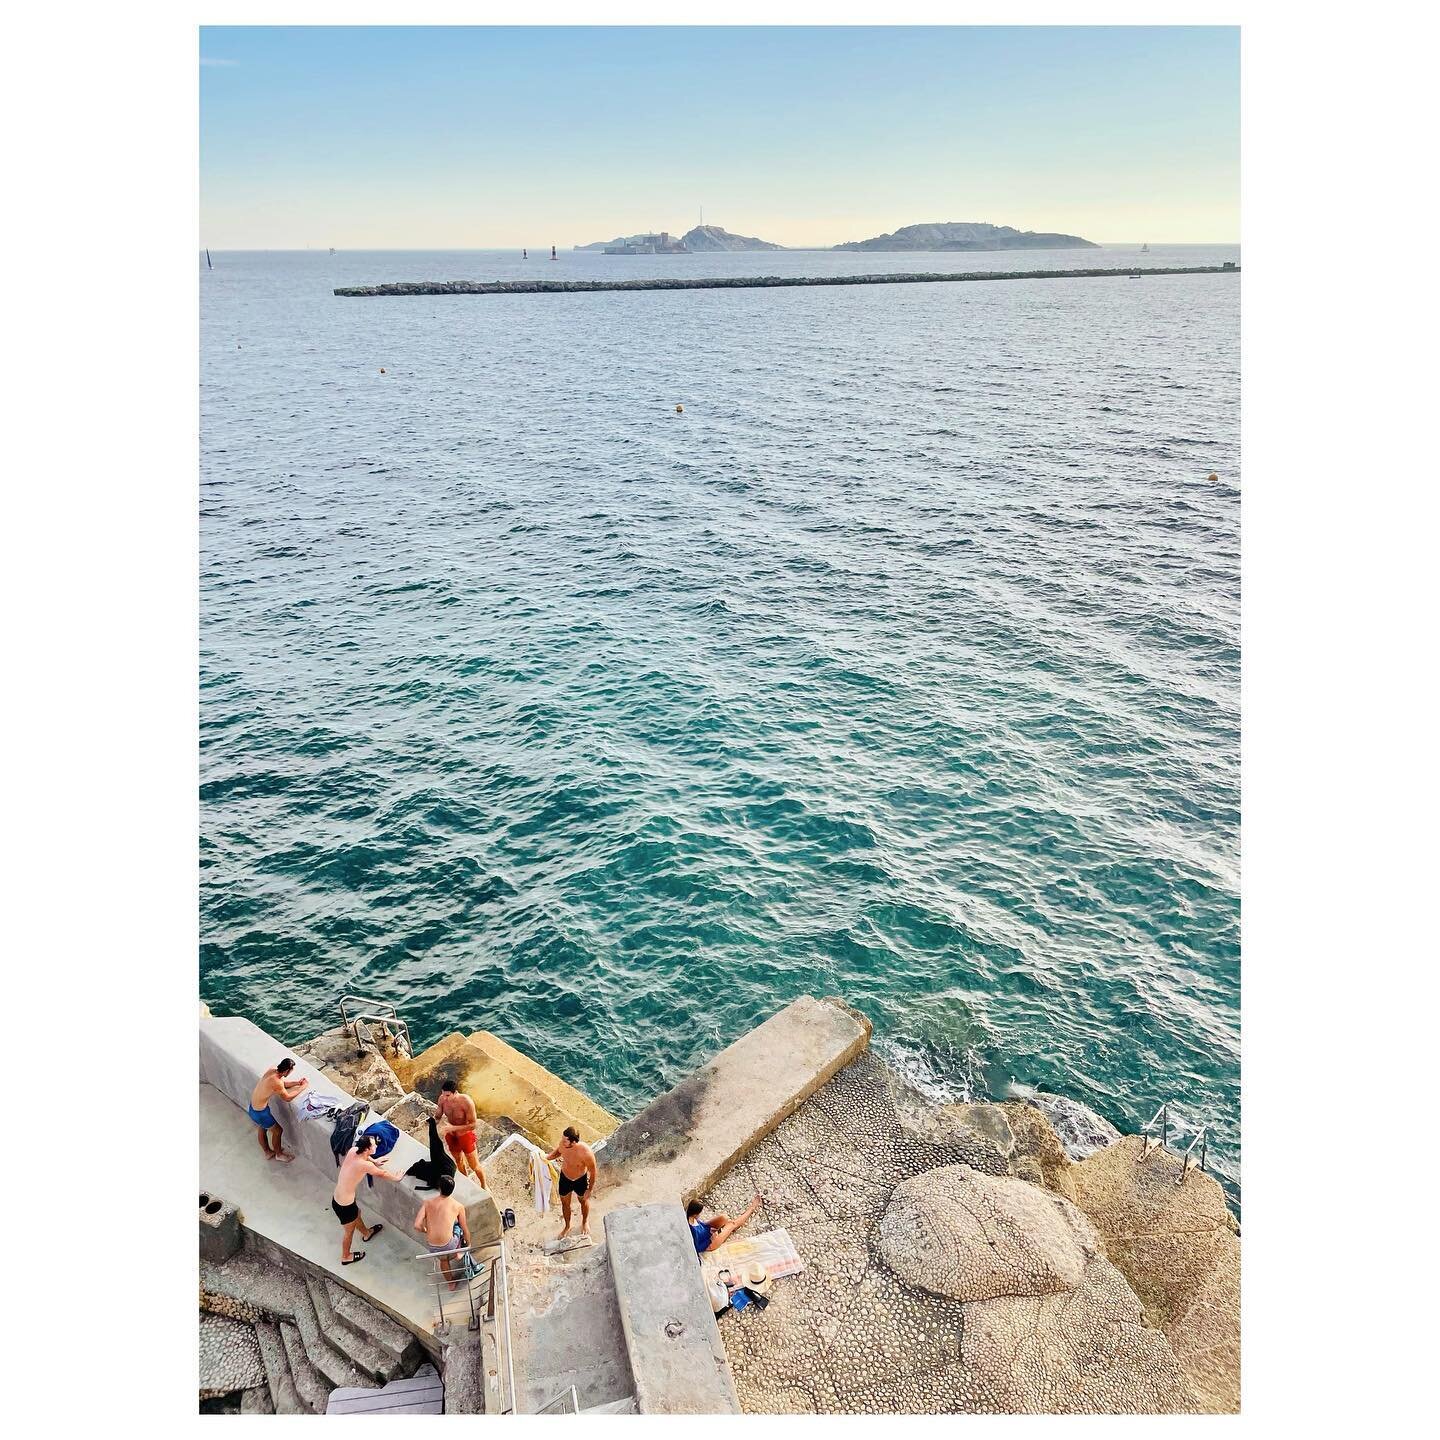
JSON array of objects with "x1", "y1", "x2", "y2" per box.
[{"x1": 199, "y1": 26, "x2": 1239, "y2": 249}]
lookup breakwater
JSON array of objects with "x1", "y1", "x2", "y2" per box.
[{"x1": 334, "y1": 264, "x2": 1238, "y2": 298}]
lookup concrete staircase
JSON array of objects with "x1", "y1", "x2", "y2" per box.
[{"x1": 202, "y1": 1252, "x2": 426, "y2": 1415}]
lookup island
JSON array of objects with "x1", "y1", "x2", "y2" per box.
[
  {"x1": 574, "y1": 224, "x2": 785, "y2": 254},
  {"x1": 834, "y1": 220, "x2": 1098, "y2": 251}
]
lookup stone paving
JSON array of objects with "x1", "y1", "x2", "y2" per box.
[
  {"x1": 198, "y1": 1312, "x2": 265, "y2": 1397},
  {"x1": 701, "y1": 1052, "x2": 1193, "y2": 1414}
]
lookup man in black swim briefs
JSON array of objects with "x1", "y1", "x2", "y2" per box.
[{"x1": 546, "y1": 1125, "x2": 598, "y2": 1239}]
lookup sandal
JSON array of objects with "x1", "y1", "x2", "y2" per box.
[
  {"x1": 342, "y1": 1252, "x2": 365, "y2": 1265},
  {"x1": 367, "y1": 1223, "x2": 385, "y2": 1240}
]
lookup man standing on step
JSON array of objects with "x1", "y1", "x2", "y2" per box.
[
  {"x1": 547, "y1": 1125, "x2": 599, "y2": 1240},
  {"x1": 333, "y1": 1132, "x2": 404, "y2": 1266},
  {"x1": 248, "y1": 1057, "x2": 308, "y2": 1163},
  {"x1": 414, "y1": 1172, "x2": 471, "y2": 1290},
  {"x1": 436, "y1": 1080, "x2": 487, "y2": 1187}
]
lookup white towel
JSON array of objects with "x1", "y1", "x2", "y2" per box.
[{"x1": 488, "y1": 1132, "x2": 559, "y2": 1214}]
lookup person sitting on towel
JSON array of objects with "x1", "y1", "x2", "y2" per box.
[
  {"x1": 687, "y1": 1195, "x2": 763, "y2": 1255},
  {"x1": 414, "y1": 1173, "x2": 471, "y2": 1290},
  {"x1": 546, "y1": 1125, "x2": 599, "y2": 1240}
]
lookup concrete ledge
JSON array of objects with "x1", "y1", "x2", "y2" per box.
[
  {"x1": 200, "y1": 1012, "x2": 501, "y2": 1247},
  {"x1": 603, "y1": 996, "x2": 871, "y2": 1204},
  {"x1": 604, "y1": 1204, "x2": 739, "y2": 1415},
  {"x1": 400, "y1": 1030, "x2": 619, "y2": 1150}
]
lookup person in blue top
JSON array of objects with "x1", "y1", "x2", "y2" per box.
[{"x1": 686, "y1": 1194, "x2": 763, "y2": 1256}]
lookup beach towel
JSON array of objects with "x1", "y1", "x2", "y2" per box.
[
  {"x1": 700, "y1": 1228, "x2": 804, "y2": 1289},
  {"x1": 488, "y1": 1132, "x2": 560, "y2": 1214},
  {"x1": 297, "y1": 1092, "x2": 346, "y2": 1121},
  {"x1": 361, "y1": 1118, "x2": 400, "y2": 1186}
]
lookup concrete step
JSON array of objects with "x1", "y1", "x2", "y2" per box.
[
  {"x1": 201, "y1": 1252, "x2": 369, "y2": 1394},
  {"x1": 325, "y1": 1277, "x2": 424, "y2": 1370},
  {"x1": 279, "y1": 1320, "x2": 329, "y2": 1414},
  {"x1": 305, "y1": 1274, "x2": 403, "y2": 1384},
  {"x1": 254, "y1": 1320, "x2": 306, "y2": 1416},
  {"x1": 582, "y1": 1395, "x2": 638, "y2": 1414},
  {"x1": 605, "y1": 1204, "x2": 741, "y2": 1414},
  {"x1": 239, "y1": 1386, "x2": 274, "y2": 1415}
]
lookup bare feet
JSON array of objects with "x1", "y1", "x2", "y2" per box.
[
  {"x1": 558, "y1": 1225, "x2": 571, "y2": 1240},
  {"x1": 274, "y1": 1151, "x2": 295, "y2": 1164}
]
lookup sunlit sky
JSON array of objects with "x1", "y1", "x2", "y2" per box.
[{"x1": 200, "y1": 26, "x2": 1239, "y2": 249}]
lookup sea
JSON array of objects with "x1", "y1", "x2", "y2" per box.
[{"x1": 200, "y1": 244, "x2": 1240, "y2": 1201}]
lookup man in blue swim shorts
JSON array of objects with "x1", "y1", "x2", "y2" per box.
[{"x1": 248, "y1": 1057, "x2": 308, "y2": 1163}]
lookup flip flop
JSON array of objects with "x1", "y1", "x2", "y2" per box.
[
  {"x1": 343, "y1": 1253, "x2": 365, "y2": 1265},
  {"x1": 367, "y1": 1223, "x2": 385, "y2": 1240}
]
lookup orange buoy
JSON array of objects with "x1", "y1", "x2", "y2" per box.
[{"x1": 1207, "y1": 472, "x2": 1218, "y2": 481}]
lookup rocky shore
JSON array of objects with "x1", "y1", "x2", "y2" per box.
[{"x1": 333, "y1": 265, "x2": 1239, "y2": 298}]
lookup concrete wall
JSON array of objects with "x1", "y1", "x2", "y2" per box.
[
  {"x1": 605, "y1": 1204, "x2": 740, "y2": 1414},
  {"x1": 199, "y1": 1012, "x2": 500, "y2": 1247},
  {"x1": 603, "y1": 995, "x2": 872, "y2": 1206},
  {"x1": 397, "y1": 1030, "x2": 619, "y2": 1151}
]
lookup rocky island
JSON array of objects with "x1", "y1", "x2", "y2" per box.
[
  {"x1": 575, "y1": 224, "x2": 785, "y2": 253},
  {"x1": 834, "y1": 220, "x2": 1098, "y2": 251}
]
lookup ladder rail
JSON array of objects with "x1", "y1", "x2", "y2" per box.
[{"x1": 1137, "y1": 1100, "x2": 1212, "y2": 1184}]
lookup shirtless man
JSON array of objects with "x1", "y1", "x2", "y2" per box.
[
  {"x1": 414, "y1": 1173, "x2": 471, "y2": 1290},
  {"x1": 436, "y1": 1081, "x2": 487, "y2": 1186},
  {"x1": 686, "y1": 1195, "x2": 763, "y2": 1255},
  {"x1": 248, "y1": 1057, "x2": 308, "y2": 1163},
  {"x1": 546, "y1": 1126, "x2": 598, "y2": 1239},
  {"x1": 332, "y1": 1133, "x2": 404, "y2": 1265}
]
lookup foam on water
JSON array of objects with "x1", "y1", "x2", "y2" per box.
[{"x1": 200, "y1": 245, "x2": 1240, "y2": 1200}]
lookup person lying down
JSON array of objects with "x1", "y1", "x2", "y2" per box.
[{"x1": 687, "y1": 1194, "x2": 763, "y2": 1255}]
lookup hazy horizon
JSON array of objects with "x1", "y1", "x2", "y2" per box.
[{"x1": 201, "y1": 26, "x2": 1239, "y2": 251}]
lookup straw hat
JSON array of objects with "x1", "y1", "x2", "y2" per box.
[{"x1": 744, "y1": 1263, "x2": 771, "y2": 1293}]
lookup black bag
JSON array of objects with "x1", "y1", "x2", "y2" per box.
[{"x1": 329, "y1": 1101, "x2": 369, "y2": 1166}]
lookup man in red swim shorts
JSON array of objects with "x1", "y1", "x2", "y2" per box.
[{"x1": 436, "y1": 1080, "x2": 487, "y2": 1186}]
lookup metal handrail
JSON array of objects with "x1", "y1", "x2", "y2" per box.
[
  {"x1": 1138, "y1": 1101, "x2": 1210, "y2": 1184},
  {"x1": 1179, "y1": 1127, "x2": 1209, "y2": 1183},
  {"x1": 536, "y1": 1386, "x2": 579, "y2": 1415},
  {"x1": 1138, "y1": 1103, "x2": 1169, "y2": 1158},
  {"x1": 414, "y1": 1243, "x2": 491, "y2": 1335},
  {"x1": 338, "y1": 995, "x2": 413, "y2": 1057},
  {"x1": 414, "y1": 1238, "x2": 516, "y2": 1415}
]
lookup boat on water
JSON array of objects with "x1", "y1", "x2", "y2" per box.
[
  {"x1": 205, "y1": 248, "x2": 213, "y2": 270},
  {"x1": 329, "y1": 247, "x2": 336, "y2": 256},
  {"x1": 1141, "y1": 242, "x2": 1150, "y2": 254}
]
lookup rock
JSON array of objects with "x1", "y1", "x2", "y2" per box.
[
  {"x1": 1069, "y1": 1136, "x2": 1239, "y2": 1412},
  {"x1": 382, "y1": 1091, "x2": 438, "y2": 1139},
  {"x1": 938, "y1": 1103, "x2": 1016, "y2": 1159},
  {"x1": 1000, "y1": 1101, "x2": 1078, "y2": 1199},
  {"x1": 877, "y1": 1164, "x2": 1098, "y2": 1303},
  {"x1": 961, "y1": 1257, "x2": 1192, "y2": 1414},
  {"x1": 292, "y1": 1026, "x2": 406, "y2": 1113},
  {"x1": 1018, "y1": 1092, "x2": 1122, "y2": 1161}
]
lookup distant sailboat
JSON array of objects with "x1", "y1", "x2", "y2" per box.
[
  {"x1": 523, "y1": 248, "x2": 528, "y2": 259},
  {"x1": 551, "y1": 245, "x2": 557, "y2": 260},
  {"x1": 205, "y1": 248, "x2": 213, "y2": 270},
  {"x1": 329, "y1": 247, "x2": 336, "y2": 256},
  {"x1": 1141, "y1": 242, "x2": 1150, "y2": 254}
]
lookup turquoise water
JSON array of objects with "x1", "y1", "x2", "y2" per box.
[{"x1": 200, "y1": 245, "x2": 1240, "y2": 1196}]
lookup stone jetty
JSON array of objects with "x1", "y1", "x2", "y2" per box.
[{"x1": 334, "y1": 264, "x2": 1239, "y2": 298}]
